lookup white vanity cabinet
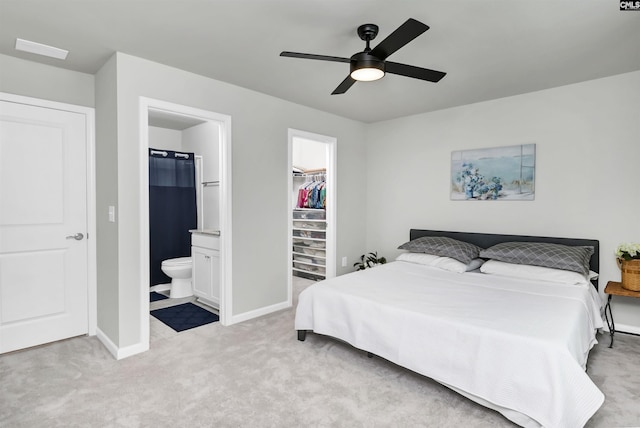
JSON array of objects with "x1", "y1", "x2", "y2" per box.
[{"x1": 191, "y1": 232, "x2": 220, "y2": 309}]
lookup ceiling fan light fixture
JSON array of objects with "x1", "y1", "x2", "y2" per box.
[
  {"x1": 280, "y1": 18, "x2": 445, "y2": 94},
  {"x1": 350, "y1": 52, "x2": 385, "y2": 81},
  {"x1": 350, "y1": 66, "x2": 385, "y2": 82}
]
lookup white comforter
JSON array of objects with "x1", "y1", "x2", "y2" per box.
[{"x1": 295, "y1": 261, "x2": 605, "y2": 428}]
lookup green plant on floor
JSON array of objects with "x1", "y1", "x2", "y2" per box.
[{"x1": 354, "y1": 251, "x2": 387, "y2": 271}]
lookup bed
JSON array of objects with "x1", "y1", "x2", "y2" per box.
[{"x1": 295, "y1": 229, "x2": 604, "y2": 428}]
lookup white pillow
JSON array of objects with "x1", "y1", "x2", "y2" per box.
[
  {"x1": 396, "y1": 253, "x2": 484, "y2": 273},
  {"x1": 480, "y1": 259, "x2": 595, "y2": 286},
  {"x1": 465, "y1": 258, "x2": 485, "y2": 272}
]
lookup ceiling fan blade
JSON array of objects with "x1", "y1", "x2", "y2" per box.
[
  {"x1": 369, "y1": 18, "x2": 429, "y2": 61},
  {"x1": 385, "y1": 61, "x2": 446, "y2": 82},
  {"x1": 331, "y1": 76, "x2": 356, "y2": 95},
  {"x1": 280, "y1": 51, "x2": 350, "y2": 63}
]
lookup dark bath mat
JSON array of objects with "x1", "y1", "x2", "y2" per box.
[{"x1": 151, "y1": 302, "x2": 219, "y2": 332}]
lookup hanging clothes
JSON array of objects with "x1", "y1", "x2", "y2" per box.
[{"x1": 296, "y1": 174, "x2": 326, "y2": 209}]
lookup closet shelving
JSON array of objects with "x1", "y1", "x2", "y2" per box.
[
  {"x1": 292, "y1": 208, "x2": 326, "y2": 280},
  {"x1": 292, "y1": 169, "x2": 327, "y2": 280}
]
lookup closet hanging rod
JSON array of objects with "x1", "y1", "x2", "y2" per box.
[{"x1": 293, "y1": 172, "x2": 326, "y2": 178}]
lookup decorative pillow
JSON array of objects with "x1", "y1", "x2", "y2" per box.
[
  {"x1": 397, "y1": 236, "x2": 482, "y2": 264},
  {"x1": 396, "y1": 253, "x2": 484, "y2": 273},
  {"x1": 479, "y1": 242, "x2": 594, "y2": 276},
  {"x1": 480, "y1": 260, "x2": 593, "y2": 286}
]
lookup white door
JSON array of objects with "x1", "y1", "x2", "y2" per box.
[{"x1": 0, "y1": 99, "x2": 88, "y2": 353}]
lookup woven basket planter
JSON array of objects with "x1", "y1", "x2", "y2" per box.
[{"x1": 620, "y1": 259, "x2": 640, "y2": 291}]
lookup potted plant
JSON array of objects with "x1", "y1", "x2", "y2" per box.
[
  {"x1": 354, "y1": 251, "x2": 387, "y2": 271},
  {"x1": 616, "y1": 243, "x2": 640, "y2": 291}
]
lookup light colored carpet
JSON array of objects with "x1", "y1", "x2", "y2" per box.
[{"x1": 1, "y1": 277, "x2": 639, "y2": 428}]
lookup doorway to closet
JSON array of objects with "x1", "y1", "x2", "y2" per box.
[{"x1": 287, "y1": 129, "x2": 336, "y2": 302}]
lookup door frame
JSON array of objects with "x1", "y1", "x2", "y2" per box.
[
  {"x1": 0, "y1": 91, "x2": 97, "y2": 338},
  {"x1": 138, "y1": 97, "x2": 232, "y2": 347},
  {"x1": 287, "y1": 128, "x2": 337, "y2": 304}
]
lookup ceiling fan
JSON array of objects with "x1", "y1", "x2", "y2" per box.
[{"x1": 280, "y1": 18, "x2": 446, "y2": 95}]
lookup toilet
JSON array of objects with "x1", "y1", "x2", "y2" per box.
[{"x1": 161, "y1": 257, "x2": 193, "y2": 298}]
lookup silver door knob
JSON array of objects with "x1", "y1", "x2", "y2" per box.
[{"x1": 66, "y1": 233, "x2": 84, "y2": 241}]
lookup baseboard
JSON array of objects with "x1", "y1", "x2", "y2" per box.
[
  {"x1": 228, "y1": 300, "x2": 291, "y2": 325},
  {"x1": 116, "y1": 341, "x2": 149, "y2": 360},
  {"x1": 96, "y1": 327, "x2": 119, "y2": 359},
  {"x1": 96, "y1": 327, "x2": 149, "y2": 360}
]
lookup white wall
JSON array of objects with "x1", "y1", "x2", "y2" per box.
[
  {"x1": 293, "y1": 138, "x2": 327, "y2": 171},
  {"x1": 365, "y1": 70, "x2": 640, "y2": 331},
  {"x1": 94, "y1": 53, "x2": 119, "y2": 343},
  {"x1": 0, "y1": 54, "x2": 94, "y2": 107},
  {"x1": 183, "y1": 122, "x2": 220, "y2": 183},
  {"x1": 183, "y1": 122, "x2": 220, "y2": 230},
  {"x1": 99, "y1": 52, "x2": 367, "y2": 348},
  {"x1": 148, "y1": 126, "x2": 182, "y2": 151}
]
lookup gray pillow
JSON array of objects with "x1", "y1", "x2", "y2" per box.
[
  {"x1": 479, "y1": 242, "x2": 593, "y2": 276},
  {"x1": 398, "y1": 236, "x2": 482, "y2": 264}
]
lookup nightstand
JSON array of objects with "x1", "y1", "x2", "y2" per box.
[{"x1": 604, "y1": 281, "x2": 640, "y2": 348}]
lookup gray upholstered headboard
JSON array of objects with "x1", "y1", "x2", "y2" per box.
[{"x1": 409, "y1": 229, "x2": 600, "y2": 289}]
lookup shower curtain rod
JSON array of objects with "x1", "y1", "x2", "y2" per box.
[{"x1": 149, "y1": 149, "x2": 190, "y2": 159}]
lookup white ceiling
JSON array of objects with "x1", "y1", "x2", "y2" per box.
[{"x1": 1, "y1": 0, "x2": 639, "y2": 123}]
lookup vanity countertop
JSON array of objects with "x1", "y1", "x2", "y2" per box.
[{"x1": 189, "y1": 229, "x2": 221, "y2": 236}]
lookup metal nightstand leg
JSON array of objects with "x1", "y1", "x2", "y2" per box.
[{"x1": 603, "y1": 294, "x2": 615, "y2": 348}]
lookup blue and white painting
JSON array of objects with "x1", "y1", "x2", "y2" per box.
[{"x1": 451, "y1": 144, "x2": 535, "y2": 200}]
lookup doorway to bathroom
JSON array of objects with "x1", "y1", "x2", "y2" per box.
[
  {"x1": 287, "y1": 129, "x2": 336, "y2": 304},
  {"x1": 139, "y1": 98, "x2": 232, "y2": 347}
]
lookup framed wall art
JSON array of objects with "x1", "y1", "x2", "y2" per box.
[{"x1": 451, "y1": 144, "x2": 535, "y2": 201}]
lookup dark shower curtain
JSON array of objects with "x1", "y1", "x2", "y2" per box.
[{"x1": 149, "y1": 149, "x2": 197, "y2": 286}]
